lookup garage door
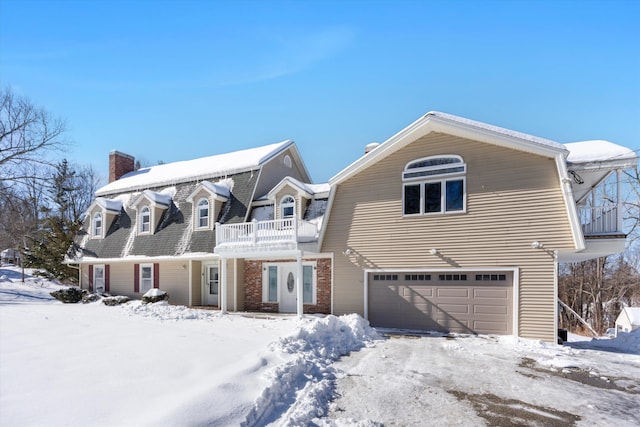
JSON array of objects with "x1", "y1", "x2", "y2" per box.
[{"x1": 368, "y1": 271, "x2": 513, "y2": 335}]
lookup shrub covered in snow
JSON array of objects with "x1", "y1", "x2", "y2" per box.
[
  {"x1": 50, "y1": 287, "x2": 87, "y2": 303},
  {"x1": 103, "y1": 295, "x2": 130, "y2": 306},
  {"x1": 82, "y1": 293, "x2": 101, "y2": 304},
  {"x1": 142, "y1": 288, "x2": 169, "y2": 304}
]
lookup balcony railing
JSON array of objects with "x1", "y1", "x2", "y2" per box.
[
  {"x1": 215, "y1": 217, "x2": 318, "y2": 249},
  {"x1": 578, "y1": 206, "x2": 621, "y2": 235}
]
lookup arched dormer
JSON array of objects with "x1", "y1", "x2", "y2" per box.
[
  {"x1": 86, "y1": 197, "x2": 123, "y2": 239},
  {"x1": 130, "y1": 190, "x2": 173, "y2": 235},
  {"x1": 186, "y1": 180, "x2": 231, "y2": 230}
]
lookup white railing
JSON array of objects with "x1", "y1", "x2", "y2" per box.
[
  {"x1": 578, "y1": 206, "x2": 620, "y2": 234},
  {"x1": 216, "y1": 217, "x2": 318, "y2": 247}
]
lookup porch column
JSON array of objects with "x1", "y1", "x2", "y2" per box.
[
  {"x1": 617, "y1": 169, "x2": 623, "y2": 232},
  {"x1": 220, "y1": 258, "x2": 228, "y2": 314},
  {"x1": 296, "y1": 253, "x2": 303, "y2": 317}
]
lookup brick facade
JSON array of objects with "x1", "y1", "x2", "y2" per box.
[{"x1": 244, "y1": 258, "x2": 331, "y2": 314}]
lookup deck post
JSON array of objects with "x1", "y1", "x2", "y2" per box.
[{"x1": 616, "y1": 169, "x2": 623, "y2": 232}]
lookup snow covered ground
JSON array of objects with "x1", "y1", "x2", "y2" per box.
[{"x1": 1, "y1": 266, "x2": 639, "y2": 427}]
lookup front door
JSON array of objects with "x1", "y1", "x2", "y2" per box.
[
  {"x1": 280, "y1": 264, "x2": 297, "y2": 313},
  {"x1": 203, "y1": 264, "x2": 219, "y2": 306},
  {"x1": 94, "y1": 265, "x2": 105, "y2": 294}
]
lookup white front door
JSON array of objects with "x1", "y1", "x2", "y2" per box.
[
  {"x1": 280, "y1": 264, "x2": 297, "y2": 313},
  {"x1": 94, "y1": 265, "x2": 105, "y2": 293},
  {"x1": 203, "y1": 264, "x2": 219, "y2": 306}
]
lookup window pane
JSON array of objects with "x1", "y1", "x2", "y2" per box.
[
  {"x1": 303, "y1": 265, "x2": 313, "y2": 304},
  {"x1": 209, "y1": 267, "x2": 218, "y2": 295},
  {"x1": 446, "y1": 180, "x2": 464, "y2": 211},
  {"x1": 141, "y1": 267, "x2": 151, "y2": 279},
  {"x1": 425, "y1": 182, "x2": 442, "y2": 213},
  {"x1": 268, "y1": 266, "x2": 278, "y2": 302},
  {"x1": 404, "y1": 185, "x2": 421, "y2": 214}
]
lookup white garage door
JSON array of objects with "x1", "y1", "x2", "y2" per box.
[{"x1": 368, "y1": 271, "x2": 513, "y2": 335}]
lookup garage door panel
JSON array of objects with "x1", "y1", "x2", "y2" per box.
[
  {"x1": 437, "y1": 304, "x2": 469, "y2": 314},
  {"x1": 437, "y1": 288, "x2": 469, "y2": 298},
  {"x1": 474, "y1": 304, "x2": 508, "y2": 315},
  {"x1": 369, "y1": 272, "x2": 513, "y2": 335},
  {"x1": 474, "y1": 288, "x2": 508, "y2": 298}
]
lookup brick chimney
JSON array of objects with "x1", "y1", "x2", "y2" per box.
[{"x1": 109, "y1": 150, "x2": 135, "y2": 183}]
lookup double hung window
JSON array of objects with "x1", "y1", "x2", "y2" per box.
[
  {"x1": 403, "y1": 155, "x2": 466, "y2": 216},
  {"x1": 198, "y1": 198, "x2": 210, "y2": 228},
  {"x1": 93, "y1": 212, "x2": 103, "y2": 237},
  {"x1": 140, "y1": 206, "x2": 150, "y2": 233}
]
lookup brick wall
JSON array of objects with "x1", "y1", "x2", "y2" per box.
[
  {"x1": 109, "y1": 151, "x2": 135, "y2": 183},
  {"x1": 244, "y1": 258, "x2": 332, "y2": 314}
]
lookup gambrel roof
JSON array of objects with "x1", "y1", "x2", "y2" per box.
[{"x1": 96, "y1": 140, "x2": 306, "y2": 196}]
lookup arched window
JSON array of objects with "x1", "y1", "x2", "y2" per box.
[
  {"x1": 281, "y1": 195, "x2": 295, "y2": 219},
  {"x1": 93, "y1": 212, "x2": 103, "y2": 237},
  {"x1": 403, "y1": 155, "x2": 466, "y2": 215},
  {"x1": 140, "y1": 206, "x2": 151, "y2": 233},
  {"x1": 198, "y1": 198, "x2": 210, "y2": 228}
]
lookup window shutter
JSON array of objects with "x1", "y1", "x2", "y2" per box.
[
  {"x1": 105, "y1": 265, "x2": 110, "y2": 292},
  {"x1": 134, "y1": 264, "x2": 140, "y2": 293},
  {"x1": 88, "y1": 265, "x2": 94, "y2": 292},
  {"x1": 153, "y1": 263, "x2": 160, "y2": 289}
]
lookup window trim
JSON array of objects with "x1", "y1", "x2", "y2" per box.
[
  {"x1": 402, "y1": 155, "x2": 467, "y2": 216},
  {"x1": 93, "y1": 212, "x2": 103, "y2": 238},
  {"x1": 140, "y1": 263, "x2": 153, "y2": 293},
  {"x1": 139, "y1": 206, "x2": 151, "y2": 234},
  {"x1": 196, "y1": 198, "x2": 210, "y2": 229}
]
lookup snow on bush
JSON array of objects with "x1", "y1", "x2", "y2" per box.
[
  {"x1": 243, "y1": 314, "x2": 380, "y2": 427},
  {"x1": 121, "y1": 300, "x2": 222, "y2": 321}
]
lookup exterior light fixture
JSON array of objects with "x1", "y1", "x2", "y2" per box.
[
  {"x1": 343, "y1": 248, "x2": 353, "y2": 255},
  {"x1": 531, "y1": 241, "x2": 544, "y2": 249},
  {"x1": 430, "y1": 248, "x2": 439, "y2": 255}
]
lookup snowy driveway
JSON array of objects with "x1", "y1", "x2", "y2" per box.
[{"x1": 321, "y1": 332, "x2": 640, "y2": 426}]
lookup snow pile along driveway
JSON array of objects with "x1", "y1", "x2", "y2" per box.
[{"x1": 244, "y1": 314, "x2": 379, "y2": 426}]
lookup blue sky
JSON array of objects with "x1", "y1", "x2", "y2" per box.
[{"x1": 1, "y1": 0, "x2": 638, "y2": 184}]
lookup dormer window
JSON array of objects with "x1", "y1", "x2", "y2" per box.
[
  {"x1": 140, "y1": 206, "x2": 151, "y2": 233},
  {"x1": 198, "y1": 198, "x2": 210, "y2": 228},
  {"x1": 93, "y1": 212, "x2": 103, "y2": 237},
  {"x1": 281, "y1": 196, "x2": 295, "y2": 218},
  {"x1": 87, "y1": 197, "x2": 123, "y2": 239},
  {"x1": 403, "y1": 155, "x2": 467, "y2": 216}
]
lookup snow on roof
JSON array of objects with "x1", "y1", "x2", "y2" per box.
[
  {"x1": 621, "y1": 307, "x2": 640, "y2": 325},
  {"x1": 95, "y1": 197, "x2": 123, "y2": 213},
  {"x1": 564, "y1": 140, "x2": 638, "y2": 164},
  {"x1": 131, "y1": 189, "x2": 172, "y2": 208},
  {"x1": 96, "y1": 140, "x2": 294, "y2": 196},
  {"x1": 284, "y1": 177, "x2": 330, "y2": 195},
  {"x1": 427, "y1": 111, "x2": 568, "y2": 152},
  {"x1": 201, "y1": 180, "x2": 231, "y2": 198}
]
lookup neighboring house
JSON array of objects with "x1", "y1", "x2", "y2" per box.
[
  {"x1": 615, "y1": 307, "x2": 640, "y2": 335},
  {"x1": 69, "y1": 112, "x2": 637, "y2": 343},
  {"x1": 1, "y1": 248, "x2": 20, "y2": 265}
]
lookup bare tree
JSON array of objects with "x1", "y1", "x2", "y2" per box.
[{"x1": 0, "y1": 85, "x2": 67, "y2": 184}]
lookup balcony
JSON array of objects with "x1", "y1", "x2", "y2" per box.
[
  {"x1": 214, "y1": 217, "x2": 319, "y2": 255},
  {"x1": 577, "y1": 205, "x2": 623, "y2": 236}
]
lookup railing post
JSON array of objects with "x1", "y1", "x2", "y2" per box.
[
  {"x1": 293, "y1": 216, "x2": 298, "y2": 243},
  {"x1": 252, "y1": 218, "x2": 258, "y2": 244},
  {"x1": 215, "y1": 222, "x2": 220, "y2": 246}
]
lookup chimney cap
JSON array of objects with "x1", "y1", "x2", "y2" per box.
[
  {"x1": 364, "y1": 142, "x2": 380, "y2": 154},
  {"x1": 109, "y1": 150, "x2": 135, "y2": 160}
]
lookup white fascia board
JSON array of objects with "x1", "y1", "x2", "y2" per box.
[
  {"x1": 72, "y1": 253, "x2": 220, "y2": 264},
  {"x1": 330, "y1": 112, "x2": 567, "y2": 186},
  {"x1": 555, "y1": 154, "x2": 586, "y2": 252},
  {"x1": 567, "y1": 158, "x2": 638, "y2": 172},
  {"x1": 317, "y1": 186, "x2": 336, "y2": 250}
]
